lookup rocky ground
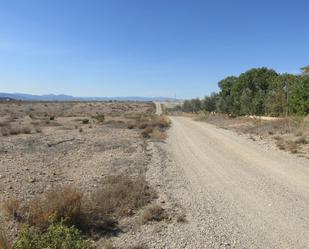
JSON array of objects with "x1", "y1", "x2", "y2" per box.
[{"x1": 0, "y1": 101, "x2": 197, "y2": 249}]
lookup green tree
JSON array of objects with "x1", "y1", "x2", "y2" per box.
[
  {"x1": 202, "y1": 93, "x2": 218, "y2": 112},
  {"x1": 237, "y1": 67, "x2": 278, "y2": 115},
  {"x1": 301, "y1": 65, "x2": 309, "y2": 74},
  {"x1": 288, "y1": 75, "x2": 309, "y2": 115},
  {"x1": 183, "y1": 100, "x2": 193, "y2": 112},
  {"x1": 190, "y1": 98, "x2": 202, "y2": 112}
]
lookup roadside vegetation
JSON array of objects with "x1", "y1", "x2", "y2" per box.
[
  {"x1": 169, "y1": 66, "x2": 308, "y2": 156},
  {"x1": 0, "y1": 175, "x2": 156, "y2": 249},
  {"x1": 172, "y1": 67, "x2": 308, "y2": 116},
  {"x1": 126, "y1": 114, "x2": 171, "y2": 140}
]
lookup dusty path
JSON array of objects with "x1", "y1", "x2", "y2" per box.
[
  {"x1": 167, "y1": 116, "x2": 309, "y2": 249},
  {"x1": 154, "y1": 102, "x2": 163, "y2": 115}
]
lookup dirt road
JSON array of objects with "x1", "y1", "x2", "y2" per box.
[
  {"x1": 167, "y1": 116, "x2": 309, "y2": 248},
  {"x1": 155, "y1": 102, "x2": 163, "y2": 115}
]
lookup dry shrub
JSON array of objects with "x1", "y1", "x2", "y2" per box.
[
  {"x1": 127, "y1": 123, "x2": 135, "y2": 129},
  {"x1": 26, "y1": 187, "x2": 83, "y2": 229},
  {"x1": 176, "y1": 213, "x2": 187, "y2": 223},
  {"x1": 138, "y1": 122, "x2": 148, "y2": 129},
  {"x1": 3, "y1": 175, "x2": 155, "y2": 234},
  {"x1": 81, "y1": 175, "x2": 155, "y2": 233},
  {"x1": 35, "y1": 126, "x2": 42, "y2": 133},
  {"x1": 295, "y1": 136, "x2": 308, "y2": 144},
  {"x1": 9, "y1": 127, "x2": 20, "y2": 135},
  {"x1": 82, "y1": 119, "x2": 89, "y2": 124},
  {"x1": 0, "y1": 229, "x2": 12, "y2": 249},
  {"x1": 141, "y1": 127, "x2": 153, "y2": 138},
  {"x1": 0, "y1": 127, "x2": 10, "y2": 136},
  {"x1": 286, "y1": 141, "x2": 299, "y2": 154},
  {"x1": 20, "y1": 126, "x2": 31, "y2": 134},
  {"x1": 151, "y1": 127, "x2": 167, "y2": 140},
  {"x1": 1, "y1": 199, "x2": 23, "y2": 221},
  {"x1": 150, "y1": 115, "x2": 170, "y2": 128},
  {"x1": 91, "y1": 175, "x2": 154, "y2": 218},
  {"x1": 134, "y1": 115, "x2": 170, "y2": 138},
  {"x1": 276, "y1": 139, "x2": 286, "y2": 150},
  {"x1": 93, "y1": 113, "x2": 105, "y2": 123},
  {"x1": 141, "y1": 205, "x2": 166, "y2": 224},
  {"x1": 238, "y1": 117, "x2": 305, "y2": 137},
  {"x1": 194, "y1": 113, "x2": 209, "y2": 121}
]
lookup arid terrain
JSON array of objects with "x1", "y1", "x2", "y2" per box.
[
  {"x1": 0, "y1": 101, "x2": 180, "y2": 249},
  {"x1": 1, "y1": 101, "x2": 308, "y2": 249}
]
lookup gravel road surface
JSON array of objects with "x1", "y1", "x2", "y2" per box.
[{"x1": 166, "y1": 116, "x2": 309, "y2": 249}]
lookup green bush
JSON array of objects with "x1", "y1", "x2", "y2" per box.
[
  {"x1": 82, "y1": 119, "x2": 89, "y2": 124},
  {"x1": 92, "y1": 113, "x2": 105, "y2": 123},
  {"x1": 14, "y1": 223, "x2": 93, "y2": 249}
]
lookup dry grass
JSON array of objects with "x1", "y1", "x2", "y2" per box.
[
  {"x1": 2, "y1": 174, "x2": 155, "y2": 234},
  {"x1": 276, "y1": 139, "x2": 300, "y2": 153},
  {"x1": 295, "y1": 136, "x2": 308, "y2": 144},
  {"x1": 92, "y1": 113, "x2": 105, "y2": 123},
  {"x1": 150, "y1": 115, "x2": 171, "y2": 128},
  {"x1": 276, "y1": 139, "x2": 286, "y2": 150},
  {"x1": 127, "y1": 123, "x2": 135, "y2": 129},
  {"x1": 0, "y1": 229, "x2": 12, "y2": 249},
  {"x1": 138, "y1": 122, "x2": 148, "y2": 129},
  {"x1": 141, "y1": 205, "x2": 166, "y2": 224},
  {"x1": 0, "y1": 125, "x2": 34, "y2": 136},
  {"x1": 0, "y1": 122, "x2": 45, "y2": 136},
  {"x1": 141, "y1": 127, "x2": 153, "y2": 138},
  {"x1": 25, "y1": 186, "x2": 83, "y2": 229},
  {"x1": 1, "y1": 199, "x2": 23, "y2": 221},
  {"x1": 286, "y1": 141, "x2": 299, "y2": 154},
  {"x1": 133, "y1": 115, "x2": 171, "y2": 140},
  {"x1": 151, "y1": 127, "x2": 167, "y2": 140},
  {"x1": 91, "y1": 175, "x2": 155, "y2": 218},
  {"x1": 0, "y1": 127, "x2": 9, "y2": 136}
]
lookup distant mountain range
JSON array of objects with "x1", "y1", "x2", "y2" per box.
[{"x1": 0, "y1": 92, "x2": 180, "y2": 102}]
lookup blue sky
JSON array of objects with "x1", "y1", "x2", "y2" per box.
[{"x1": 0, "y1": 0, "x2": 308, "y2": 98}]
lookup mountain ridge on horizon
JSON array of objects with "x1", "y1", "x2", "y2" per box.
[{"x1": 0, "y1": 92, "x2": 180, "y2": 102}]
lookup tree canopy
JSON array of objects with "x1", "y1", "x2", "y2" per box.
[{"x1": 180, "y1": 67, "x2": 309, "y2": 116}]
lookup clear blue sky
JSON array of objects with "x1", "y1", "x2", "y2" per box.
[{"x1": 0, "y1": 0, "x2": 308, "y2": 98}]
